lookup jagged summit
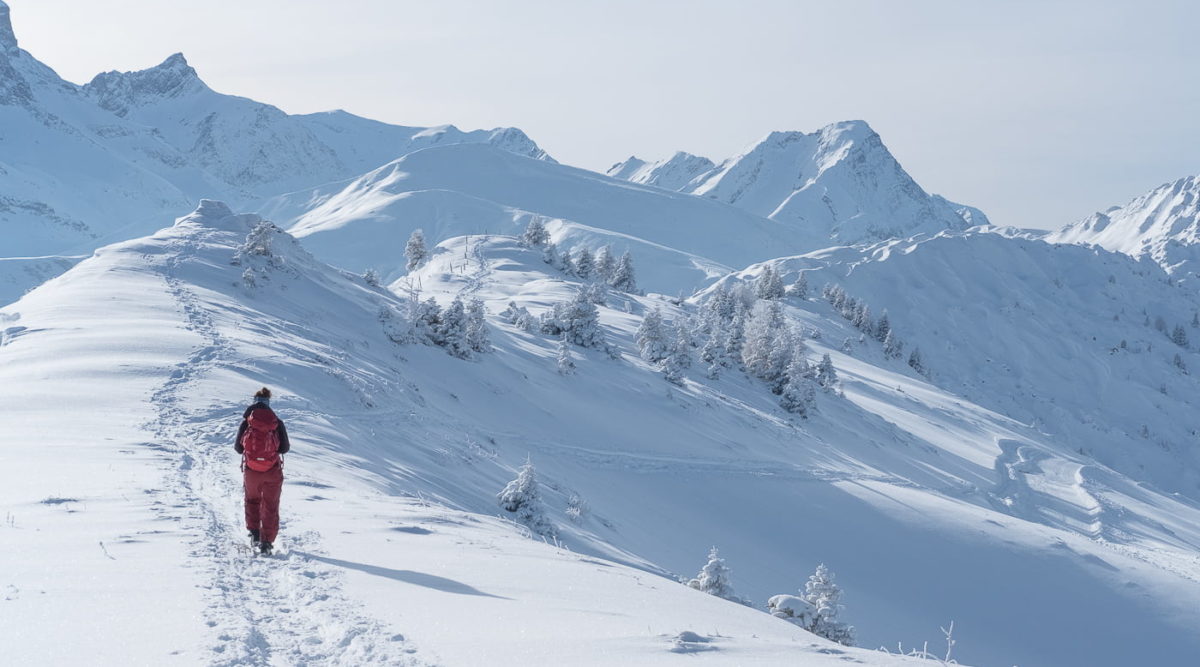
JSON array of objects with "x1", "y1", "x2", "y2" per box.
[
  {"x1": 608, "y1": 119, "x2": 978, "y2": 245},
  {"x1": 607, "y1": 151, "x2": 715, "y2": 191},
  {"x1": 1048, "y1": 174, "x2": 1200, "y2": 275},
  {"x1": 0, "y1": 1, "x2": 17, "y2": 57},
  {"x1": 85, "y1": 52, "x2": 205, "y2": 116}
]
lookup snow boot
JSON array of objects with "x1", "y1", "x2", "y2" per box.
[
  {"x1": 249, "y1": 529, "x2": 260, "y2": 546},
  {"x1": 259, "y1": 541, "x2": 273, "y2": 556}
]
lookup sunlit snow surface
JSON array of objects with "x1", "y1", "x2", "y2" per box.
[{"x1": 3, "y1": 202, "x2": 1199, "y2": 665}]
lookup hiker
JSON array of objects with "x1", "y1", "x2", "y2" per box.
[{"x1": 235, "y1": 387, "x2": 290, "y2": 555}]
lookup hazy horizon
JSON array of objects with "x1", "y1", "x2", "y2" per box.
[{"x1": 8, "y1": 0, "x2": 1198, "y2": 229}]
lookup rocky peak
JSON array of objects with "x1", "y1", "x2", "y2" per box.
[{"x1": 85, "y1": 52, "x2": 205, "y2": 116}]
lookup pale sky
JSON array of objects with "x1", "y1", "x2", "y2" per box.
[{"x1": 8, "y1": 0, "x2": 1198, "y2": 229}]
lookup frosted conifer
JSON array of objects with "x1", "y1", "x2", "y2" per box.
[
  {"x1": 661, "y1": 325, "x2": 691, "y2": 385},
  {"x1": 637, "y1": 307, "x2": 670, "y2": 363},
  {"x1": 521, "y1": 217, "x2": 550, "y2": 247},
  {"x1": 404, "y1": 229, "x2": 427, "y2": 271},
  {"x1": 756, "y1": 265, "x2": 785, "y2": 300},
  {"x1": 610, "y1": 251, "x2": 639, "y2": 294},
  {"x1": 437, "y1": 297, "x2": 471, "y2": 358},
  {"x1": 686, "y1": 547, "x2": 750, "y2": 605},
  {"x1": 816, "y1": 353, "x2": 838, "y2": 390},
  {"x1": 556, "y1": 335, "x2": 575, "y2": 375},
  {"x1": 908, "y1": 347, "x2": 926, "y2": 375},
  {"x1": 575, "y1": 248, "x2": 594, "y2": 280},
  {"x1": 787, "y1": 272, "x2": 809, "y2": 299},
  {"x1": 466, "y1": 298, "x2": 491, "y2": 353},
  {"x1": 594, "y1": 245, "x2": 615, "y2": 281},
  {"x1": 802, "y1": 564, "x2": 854, "y2": 646},
  {"x1": 497, "y1": 461, "x2": 555, "y2": 537}
]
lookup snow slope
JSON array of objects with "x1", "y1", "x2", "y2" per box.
[
  {"x1": 608, "y1": 122, "x2": 985, "y2": 243},
  {"x1": 1049, "y1": 175, "x2": 1200, "y2": 277},
  {"x1": 0, "y1": 201, "x2": 939, "y2": 666},
  {"x1": 265, "y1": 142, "x2": 831, "y2": 293}
]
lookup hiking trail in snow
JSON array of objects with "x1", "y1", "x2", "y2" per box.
[{"x1": 144, "y1": 232, "x2": 425, "y2": 666}]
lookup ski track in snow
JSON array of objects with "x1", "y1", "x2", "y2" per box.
[{"x1": 144, "y1": 232, "x2": 424, "y2": 666}]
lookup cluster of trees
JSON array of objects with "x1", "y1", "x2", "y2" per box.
[
  {"x1": 500, "y1": 286, "x2": 619, "y2": 372},
  {"x1": 402, "y1": 294, "x2": 491, "y2": 359},
  {"x1": 520, "y1": 218, "x2": 640, "y2": 294},
  {"x1": 753, "y1": 264, "x2": 807, "y2": 301},
  {"x1": 822, "y1": 284, "x2": 924, "y2": 375},
  {"x1": 685, "y1": 546, "x2": 854, "y2": 646},
  {"x1": 637, "y1": 285, "x2": 836, "y2": 416}
]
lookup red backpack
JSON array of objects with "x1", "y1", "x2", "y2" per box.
[{"x1": 242, "y1": 406, "x2": 281, "y2": 472}]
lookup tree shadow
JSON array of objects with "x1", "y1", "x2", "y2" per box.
[{"x1": 296, "y1": 551, "x2": 510, "y2": 599}]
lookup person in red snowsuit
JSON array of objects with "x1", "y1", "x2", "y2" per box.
[{"x1": 234, "y1": 387, "x2": 290, "y2": 554}]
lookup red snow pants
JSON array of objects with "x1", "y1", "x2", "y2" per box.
[{"x1": 244, "y1": 464, "x2": 283, "y2": 543}]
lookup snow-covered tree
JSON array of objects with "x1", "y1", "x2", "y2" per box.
[
  {"x1": 559, "y1": 290, "x2": 607, "y2": 348},
  {"x1": 874, "y1": 310, "x2": 891, "y2": 343},
  {"x1": 241, "y1": 220, "x2": 276, "y2": 257},
  {"x1": 542, "y1": 240, "x2": 559, "y2": 267},
  {"x1": 637, "y1": 307, "x2": 670, "y2": 363},
  {"x1": 410, "y1": 296, "x2": 442, "y2": 344},
  {"x1": 852, "y1": 303, "x2": 872, "y2": 335},
  {"x1": 466, "y1": 298, "x2": 491, "y2": 353},
  {"x1": 1172, "y1": 324, "x2": 1189, "y2": 348},
  {"x1": 574, "y1": 247, "x2": 594, "y2": 280},
  {"x1": 756, "y1": 265, "x2": 785, "y2": 300},
  {"x1": 742, "y1": 300, "x2": 784, "y2": 380},
  {"x1": 662, "y1": 324, "x2": 692, "y2": 385},
  {"x1": 556, "y1": 334, "x2": 575, "y2": 375},
  {"x1": 816, "y1": 353, "x2": 838, "y2": 390},
  {"x1": 594, "y1": 245, "x2": 615, "y2": 282},
  {"x1": 584, "y1": 281, "x2": 608, "y2": 306},
  {"x1": 766, "y1": 328, "x2": 801, "y2": 394},
  {"x1": 436, "y1": 297, "x2": 471, "y2": 358},
  {"x1": 779, "y1": 354, "x2": 817, "y2": 416},
  {"x1": 521, "y1": 217, "x2": 550, "y2": 247},
  {"x1": 802, "y1": 564, "x2": 854, "y2": 645},
  {"x1": 610, "y1": 251, "x2": 639, "y2": 294},
  {"x1": 908, "y1": 347, "x2": 926, "y2": 375},
  {"x1": 559, "y1": 247, "x2": 576, "y2": 276},
  {"x1": 700, "y1": 328, "x2": 725, "y2": 366},
  {"x1": 882, "y1": 329, "x2": 903, "y2": 359},
  {"x1": 363, "y1": 268, "x2": 381, "y2": 287},
  {"x1": 686, "y1": 547, "x2": 750, "y2": 606},
  {"x1": 723, "y1": 307, "x2": 746, "y2": 367},
  {"x1": 497, "y1": 461, "x2": 555, "y2": 537},
  {"x1": 404, "y1": 229, "x2": 428, "y2": 271},
  {"x1": 787, "y1": 272, "x2": 809, "y2": 299}
]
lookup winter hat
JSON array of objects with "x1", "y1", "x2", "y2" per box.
[{"x1": 253, "y1": 386, "x2": 271, "y2": 406}]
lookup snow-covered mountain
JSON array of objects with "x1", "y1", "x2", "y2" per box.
[
  {"x1": 0, "y1": 0, "x2": 549, "y2": 272},
  {"x1": 608, "y1": 121, "x2": 986, "y2": 243},
  {"x1": 3, "y1": 201, "x2": 949, "y2": 666},
  {"x1": 262, "y1": 141, "x2": 842, "y2": 293},
  {"x1": 5, "y1": 201, "x2": 1200, "y2": 666},
  {"x1": 1049, "y1": 175, "x2": 1200, "y2": 277}
]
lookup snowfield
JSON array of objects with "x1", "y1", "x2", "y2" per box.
[{"x1": 4, "y1": 201, "x2": 1200, "y2": 666}]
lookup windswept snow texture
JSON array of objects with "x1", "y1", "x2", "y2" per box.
[
  {"x1": 1050, "y1": 175, "x2": 1200, "y2": 278},
  {"x1": 608, "y1": 121, "x2": 979, "y2": 244},
  {"x1": 1, "y1": 201, "x2": 941, "y2": 666}
]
